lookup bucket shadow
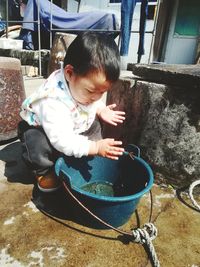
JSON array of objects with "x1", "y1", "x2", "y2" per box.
[
  {"x1": 31, "y1": 184, "x2": 116, "y2": 227},
  {"x1": 31, "y1": 185, "x2": 74, "y2": 220},
  {"x1": 31, "y1": 185, "x2": 133, "y2": 242},
  {"x1": 0, "y1": 141, "x2": 35, "y2": 184},
  {"x1": 31, "y1": 184, "x2": 142, "y2": 245}
]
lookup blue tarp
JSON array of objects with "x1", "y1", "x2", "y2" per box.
[
  {"x1": 23, "y1": 0, "x2": 119, "y2": 32},
  {"x1": 20, "y1": 0, "x2": 119, "y2": 50}
]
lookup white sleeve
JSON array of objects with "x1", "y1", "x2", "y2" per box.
[{"x1": 32, "y1": 98, "x2": 91, "y2": 158}]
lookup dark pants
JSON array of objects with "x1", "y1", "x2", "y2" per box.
[{"x1": 18, "y1": 119, "x2": 102, "y2": 176}]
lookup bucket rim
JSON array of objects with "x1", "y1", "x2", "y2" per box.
[{"x1": 60, "y1": 156, "x2": 154, "y2": 203}]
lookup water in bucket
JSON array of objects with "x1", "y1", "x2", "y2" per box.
[
  {"x1": 81, "y1": 181, "x2": 114, "y2": 196},
  {"x1": 81, "y1": 180, "x2": 148, "y2": 197}
]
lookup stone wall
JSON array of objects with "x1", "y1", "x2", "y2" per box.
[
  {"x1": 0, "y1": 48, "x2": 50, "y2": 77},
  {"x1": 103, "y1": 65, "x2": 200, "y2": 189}
]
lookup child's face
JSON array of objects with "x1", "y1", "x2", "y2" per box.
[{"x1": 64, "y1": 65, "x2": 112, "y2": 105}]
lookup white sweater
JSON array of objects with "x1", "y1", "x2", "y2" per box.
[{"x1": 20, "y1": 69, "x2": 104, "y2": 157}]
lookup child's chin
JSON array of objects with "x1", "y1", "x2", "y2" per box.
[
  {"x1": 79, "y1": 100, "x2": 91, "y2": 105},
  {"x1": 77, "y1": 101, "x2": 87, "y2": 105}
]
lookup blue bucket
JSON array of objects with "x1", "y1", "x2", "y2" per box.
[{"x1": 55, "y1": 145, "x2": 154, "y2": 229}]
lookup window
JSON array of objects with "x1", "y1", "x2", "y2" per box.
[
  {"x1": 175, "y1": 0, "x2": 200, "y2": 36},
  {"x1": 147, "y1": 4, "x2": 157, "y2": 20}
]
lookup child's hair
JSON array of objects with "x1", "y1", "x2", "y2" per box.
[{"x1": 64, "y1": 32, "x2": 120, "y2": 82}]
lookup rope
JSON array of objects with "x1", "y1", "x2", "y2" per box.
[
  {"x1": 62, "y1": 180, "x2": 160, "y2": 267},
  {"x1": 131, "y1": 223, "x2": 160, "y2": 267},
  {"x1": 188, "y1": 179, "x2": 200, "y2": 211}
]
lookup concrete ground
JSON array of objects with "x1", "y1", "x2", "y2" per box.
[{"x1": 0, "y1": 76, "x2": 200, "y2": 267}]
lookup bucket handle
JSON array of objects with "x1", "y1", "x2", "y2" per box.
[{"x1": 124, "y1": 144, "x2": 140, "y2": 158}]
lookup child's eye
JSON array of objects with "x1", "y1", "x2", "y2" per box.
[{"x1": 86, "y1": 89, "x2": 93, "y2": 94}]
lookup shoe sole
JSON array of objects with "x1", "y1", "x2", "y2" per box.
[{"x1": 37, "y1": 183, "x2": 61, "y2": 193}]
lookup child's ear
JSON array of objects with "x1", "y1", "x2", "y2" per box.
[{"x1": 64, "y1": 64, "x2": 74, "y2": 81}]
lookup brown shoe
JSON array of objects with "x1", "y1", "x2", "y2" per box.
[{"x1": 36, "y1": 171, "x2": 61, "y2": 193}]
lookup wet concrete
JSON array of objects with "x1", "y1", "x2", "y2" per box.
[{"x1": 0, "y1": 76, "x2": 200, "y2": 267}]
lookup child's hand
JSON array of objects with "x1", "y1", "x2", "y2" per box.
[
  {"x1": 89, "y1": 139, "x2": 124, "y2": 160},
  {"x1": 98, "y1": 104, "x2": 125, "y2": 126}
]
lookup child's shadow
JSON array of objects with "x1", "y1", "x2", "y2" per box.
[
  {"x1": 0, "y1": 141, "x2": 35, "y2": 184},
  {"x1": 0, "y1": 141, "x2": 71, "y2": 219}
]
